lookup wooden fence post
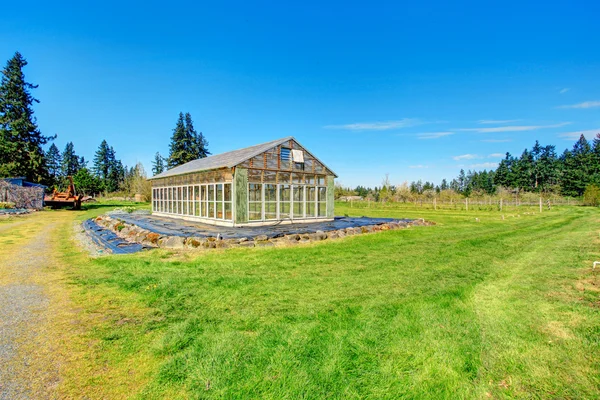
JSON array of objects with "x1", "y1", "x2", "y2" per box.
[
  {"x1": 539, "y1": 197, "x2": 542, "y2": 213},
  {"x1": 465, "y1": 198, "x2": 468, "y2": 211},
  {"x1": 500, "y1": 198, "x2": 503, "y2": 212}
]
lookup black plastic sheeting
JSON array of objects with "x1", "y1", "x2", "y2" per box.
[
  {"x1": 83, "y1": 219, "x2": 148, "y2": 254},
  {"x1": 109, "y1": 213, "x2": 414, "y2": 240},
  {"x1": 0, "y1": 208, "x2": 30, "y2": 215}
]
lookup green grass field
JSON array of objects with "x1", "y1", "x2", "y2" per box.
[{"x1": 37, "y1": 202, "x2": 600, "y2": 398}]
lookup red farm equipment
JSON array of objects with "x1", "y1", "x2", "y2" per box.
[{"x1": 44, "y1": 176, "x2": 83, "y2": 210}]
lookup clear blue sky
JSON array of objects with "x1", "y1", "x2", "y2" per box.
[{"x1": 2, "y1": 0, "x2": 599, "y2": 188}]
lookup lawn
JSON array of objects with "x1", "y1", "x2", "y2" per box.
[{"x1": 49, "y1": 202, "x2": 600, "y2": 398}]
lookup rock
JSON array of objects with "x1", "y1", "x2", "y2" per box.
[
  {"x1": 238, "y1": 241, "x2": 255, "y2": 247},
  {"x1": 215, "y1": 241, "x2": 230, "y2": 249},
  {"x1": 285, "y1": 234, "x2": 300, "y2": 241},
  {"x1": 337, "y1": 230, "x2": 346, "y2": 238},
  {"x1": 315, "y1": 230, "x2": 327, "y2": 240},
  {"x1": 254, "y1": 234, "x2": 268, "y2": 241},
  {"x1": 255, "y1": 240, "x2": 274, "y2": 247},
  {"x1": 185, "y1": 237, "x2": 205, "y2": 248},
  {"x1": 202, "y1": 240, "x2": 217, "y2": 249},
  {"x1": 160, "y1": 236, "x2": 185, "y2": 249},
  {"x1": 146, "y1": 232, "x2": 161, "y2": 244}
]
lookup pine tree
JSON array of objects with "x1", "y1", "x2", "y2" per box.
[
  {"x1": 72, "y1": 167, "x2": 102, "y2": 196},
  {"x1": 93, "y1": 140, "x2": 113, "y2": 181},
  {"x1": 45, "y1": 143, "x2": 62, "y2": 186},
  {"x1": 167, "y1": 112, "x2": 210, "y2": 168},
  {"x1": 93, "y1": 140, "x2": 123, "y2": 192},
  {"x1": 152, "y1": 152, "x2": 165, "y2": 175},
  {"x1": 561, "y1": 135, "x2": 593, "y2": 196},
  {"x1": 592, "y1": 133, "x2": 600, "y2": 184},
  {"x1": 61, "y1": 141, "x2": 82, "y2": 176},
  {"x1": 167, "y1": 113, "x2": 189, "y2": 168},
  {"x1": 185, "y1": 112, "x2": 210, "y2": 159},
  {"x1": 0, "y1": 52, "x2": 54, "y2": 182}
]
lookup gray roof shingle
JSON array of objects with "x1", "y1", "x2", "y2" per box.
[{"x1": 150, "y1": 137, "x2": 303, "y2": 180}]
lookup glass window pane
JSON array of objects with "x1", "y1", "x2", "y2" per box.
[
  {"x1": 209, "y1": 200, "x2": 215, "y2": 218},
  {"x1": 224, "y1": 184, "x2": 231, "y2": 201},
  {"x1": 264, "y1": 170, "x2": 277, "y2": 183},
  {"x1": 216, "y1": 184, "x2": 223, "y2": 201},
  {"x1": 318, "y1": 202, "x2": 326, "y2": 217},
  {"x1": 318, "y1": 187, "x2": 327, "y2": 201},
  {"x1": 224, "y1": 203, "x2": 232, "y2": 220},
  {"x1": 280, "y1": 201, "x2": 290, "y2": 219},
  {"x1": 265, "y1": 202, "x2": 277, "y2": 220},
  {"x1": 293, "y1": 186, "x2": 304, "y2": 218},
  {"x1": 216, "y1": 202, "x2": 223, "y2": 219},
  {"x1": 249, "y1": 202, "x2": 262, "y2": 221},
  {"x1": 280, "y1": 185, "x2": 291, "y2": 201},
  {"x1": 265, "y1": 184, "x2": 276, "y2": 202},
  {"x1": 248, "y1": 169, "x2": 262, "y2": 183},
  {"x1": 208, "y1": 184, "x2": 215, "y2": 201},
  {"x1": 200, "y1": 185, "x2": 206, "y2": 217},
  {"x1": 249, "y1": 184, "x2": 262, "y2": 202},
  {"x1": 279, "y1": 172, "x2": 290, "y2": 184}
]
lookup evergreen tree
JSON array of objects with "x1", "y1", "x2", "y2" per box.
[
  {"x1": 168, "y1": 112, "x2": 210, "y2": 168},
  {"x1": 93, "y1": 140, "x2": 113, "y2": 181},
  {"x1": 185, "y1": 112, "x2": 210, "y2": 159},
  {"x1": 167, "y1": 113, "x2": 189, "y2": 168},
  {"x1": 513, "y1": 149, "x2": 535, "y2": 192},
  {"x1": 561, "y1": 135, "x2": 593, "y2": 196},
  {"x1": 45, "y1": 143, "x2": 62, "y2": 186},
  {"x1": 72, "y1": 167, "x2": 102, "y2": 196},
  {"x1": 152, "y1": 152, "x2": 166, "y2": 175},
  {"x1": 0, "y1": 51, "x2": 54, "y2": 182},
  {"x1": 440, "y1": 178, "x2": 449, "y2": 191},
  {"x1": 592, "y1": 133, "x2": 600, "y2": 183},
  {"x1": 93, "y1": 140, "x2": 123, "y2": 192},
  {"x1": 493, "y1": 153, "x2": 513, "y2": 188},
  {"x1": 61, "y1": 141, "x2": 82, "y2": 176}
]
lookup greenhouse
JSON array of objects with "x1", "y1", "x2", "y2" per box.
[{"x1": 148, "y1": 137, "x2": 336, "y2": 226}]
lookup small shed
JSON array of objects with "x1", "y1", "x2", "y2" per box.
[
  {"x1": 148, "y1": 137, "x2": 337, "y2": 226},
  {"x1": 0, "y1": 177, "x2": 46, "y2": 209}
]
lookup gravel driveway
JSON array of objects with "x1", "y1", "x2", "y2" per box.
[{"x1": 0, "y1": 222, "x2": 60, "y2": 399}]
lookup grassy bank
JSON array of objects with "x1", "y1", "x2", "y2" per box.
[{"x1": 13, "y1": 201, "x2": 600, "y2": 398}]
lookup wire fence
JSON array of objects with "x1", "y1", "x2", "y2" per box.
[{"x1": 337, "y1": 196, "x2": 581, "y2": 212}]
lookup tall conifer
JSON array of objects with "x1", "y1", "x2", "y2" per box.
[{"x1": 0, "y1": 52, "x2": 54, "y2": 182}]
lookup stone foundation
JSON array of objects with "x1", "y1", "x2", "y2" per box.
[{"x1": 93, "y1": 215, "x2": 433, "y2": 250}]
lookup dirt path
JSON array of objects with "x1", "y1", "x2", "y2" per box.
[{"x1": 0, "y1": 216, "x2": 67, "y2": 399}]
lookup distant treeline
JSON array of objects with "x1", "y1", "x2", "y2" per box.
[{"x1": 336, "y1": 134, "x2": 600, "y2": 202}]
